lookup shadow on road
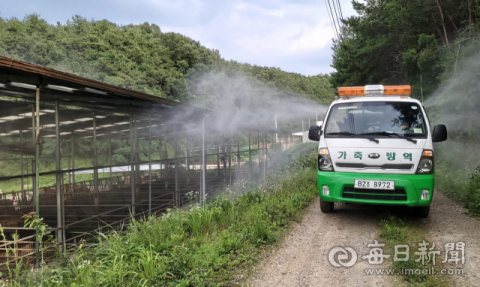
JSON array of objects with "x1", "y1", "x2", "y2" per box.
[{"x1": 330, "y1": 202, "x2": 426, "y2": 222}]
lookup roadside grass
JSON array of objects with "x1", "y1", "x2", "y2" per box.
[
  {"x1": 434, "y1": 141, "x2": 480, "y2": 215},
  {"x1": 378, "y1": 214, "x2": 451, "y2": 287},
  {"x1": 436, "y1": 163, "x2": 480, "y2": 216},
  {"x1": 0, "y1": 150, "x2": 318, "y2": 286}
]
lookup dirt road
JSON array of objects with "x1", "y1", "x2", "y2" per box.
[
  {"x1": 428, "y1": 191, "x2": 480, "y2": 286},
  {"x1": 246, "y1": 191, "x2": 480, "y2": 286}
]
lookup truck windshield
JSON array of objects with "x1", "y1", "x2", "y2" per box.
[{"x1": 324, "y1": 101, "x2": 427, "y2": 138}]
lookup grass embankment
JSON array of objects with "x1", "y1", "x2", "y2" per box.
[
  {"x1": 434, "y1": 141, "x2": 480, "y2": 215},
  {"x1": 427, "y1": 37, "x2": 480, "y2": 216},
  {"x1": 1, "y1": 150, "x2": 318, "y2": 286},
  {"x1": 378, "y1": 215, "x2": 450, "y2": 287}
]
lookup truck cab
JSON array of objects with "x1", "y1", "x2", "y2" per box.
[{"x1": 308, "y1": 85, "x2": 447, "y2": 217}]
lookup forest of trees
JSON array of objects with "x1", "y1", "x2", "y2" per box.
[
  {"x1": 0, "y1": 14, "x2": 335, "y2": 108},
  {"x1": 331, "y1": 0, "x2": 480, "y2": 98}
]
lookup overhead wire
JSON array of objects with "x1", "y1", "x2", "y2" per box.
[
  {"x1": 330, "y1": 0, "x2": 344, "y2": 39},
  {"x1": 324, "y1": 0, "x2": 339, "y2": 40},
  {"x1": 334, "y1": 0, "x2": 348, "y2": 48},
  {"x1": 325, "y1": 0, "x2": 340, "y2": 41},
  {"x1": 336, "y1": 0, "x2": 353, "y2": 51},
  {"x1": 324, "y1": 0, "x2": 351, "y2": 69},
  {"x1": 335, "y1": 0, "x2": 344, "y2": 21}
]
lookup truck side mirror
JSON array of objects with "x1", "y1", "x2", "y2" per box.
[
  {"x1": 308, "y1": 125, "x2": 321, "y2": 141},
  {"x1": 432, "y1": 124, "x2": 447, "y2": 142}
]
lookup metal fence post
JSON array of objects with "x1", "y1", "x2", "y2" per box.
[
  {"x1": 263, "y1": 131, "x2": 267, "y2": 179},
  {"x1": 71, "y1": 132, "x2": 75, "y2": 189},
  {"x1": 93, "y1": 112, "x2": 99, "y2": 217},
  {"x1": 55, "y1": 101, "x2": 64, "y2": 253},
  {"x1": 34, "y1": 87, "x2": 40, "y2": 269},
  {"x1": 248, "y1": 132, "x2": 251, "y2": 180},
  {"x1": 174, "y1": 122, "x2": 179, "y2": 207},
  {"x1": 148, "y1": 114, "x2": 152, "y2": 217},
  {"x1": 228, "y1": 133, "x2": 232, "y2": 186},
  {"x1": 202, "y1": 115, "x2": 206, "y2": 205},
  {"x1": 130, "y1": 115, "x2": 135, "y2": 216}
]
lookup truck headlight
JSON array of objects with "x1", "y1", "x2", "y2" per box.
[
  {"x1": 417, "y1": 158, "x2": 433, "y2": 173},
  {"x1": 416, "y1": 150, "x2": 434, "y2": 174},
  {"x1": 318, "y1": 156, "x2": 333, "y2": 170},
  {"x1": 318, "y1": 148, "x2": 334, "y2": 171}
]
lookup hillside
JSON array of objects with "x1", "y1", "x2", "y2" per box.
[{"x1": 0, "y1": 14, "x2": 335, "y2": 108}]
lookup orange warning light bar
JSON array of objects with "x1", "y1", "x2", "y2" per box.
[
  {"x1": 338, "y1": 86, "x2": 365, "y2": 96},
  {"x1": 383, "y1": 85, "x2": 412, "y2": 95},
  {"x1": 338, "y1": 85, "x2": 412, "y2": 97}
]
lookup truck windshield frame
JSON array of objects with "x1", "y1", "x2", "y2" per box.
[{"x1": 324, "y1": 101, "x2": 428, "y2": 139}]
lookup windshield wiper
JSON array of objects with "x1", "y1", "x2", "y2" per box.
[
  {"x1": 359, "y1": 132, "x2": 417, "y2": 143},
  {"x1": 326, "y1": 132, "x2": 379, "y2": 143}
]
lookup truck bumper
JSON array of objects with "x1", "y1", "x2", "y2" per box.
[{"x1": 318, "y1": 171, "x2": 434, "y2": 207}]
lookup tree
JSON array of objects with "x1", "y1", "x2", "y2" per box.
[{"x1": 331, "y1": 0, "x2": 473, "y2": 98}]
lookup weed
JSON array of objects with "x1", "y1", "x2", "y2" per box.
[
  {"x1": 378, "y1": 214, "x2": 450, "y2": 287},
  {"x1": 379, "y1": 215, "x2": 407, "y2": 243},
  {"x1": 6, "y1": 150, "x2": 318, "y2": 286}
]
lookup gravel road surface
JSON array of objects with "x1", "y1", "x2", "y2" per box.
[
  {"x1": 246, "y1": 191, "x2": 480, "y2": 286},
  {"x1": 427, "y1": 191, "x2": 480, "y2": 286}
]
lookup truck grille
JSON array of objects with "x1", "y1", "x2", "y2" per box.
[
  {"x1": 336, "y1": 163, "x2": 414, "y2": 170},
  {"x1": 342, "y1": 186, "x2": 407, "y2": 201}
]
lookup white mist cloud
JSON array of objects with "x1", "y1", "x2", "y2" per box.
[
  {"x1": 186, "y1": 70, "x2": 328, "y2": 132},
  {"x1": 424, "y1": 48, "x2": 480, "y2": 132}
]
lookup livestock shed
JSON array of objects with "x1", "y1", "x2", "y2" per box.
[{"x1": 0, "y1": 56, "x2": 289, "y2": 268}]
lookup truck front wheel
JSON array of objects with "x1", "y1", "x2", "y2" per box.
[
  {"x1": 413, "y1": 206, "x2": 430, "y2": 218},
  {"x1": 320, "y1": 199, "x2": 334, "y2": 213}
]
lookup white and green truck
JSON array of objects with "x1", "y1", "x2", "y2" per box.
[{"x1": 308, "y1": 85, "x2": 447, "y2": 217}]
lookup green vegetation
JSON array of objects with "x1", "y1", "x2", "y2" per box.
[
  {"x1": 331, "y1": 0, "x2": 480, "y2": 214},
  {"x1": 331, "y1": 0, "x2": 479, "y2": 97},
  {"x1": 427, "y1": 37, "x2": 480, "y2": 214},
  {"x1": 435, "y1": 141, "x2": 480, "y2": 215},
  {"x1": 379, "y1": 215, "x2": 449, "y2": 287},
  {"x1": 0, "y1": 14, "x2": 335, "y2": 107},
  {"x1": 0, "y1": 150, "x2": 318, "y2": 286}
]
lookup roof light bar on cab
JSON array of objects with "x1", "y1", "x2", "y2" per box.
[
  {"x1": 383, "y1": 85, "x2": 412, "y2": 95},
  {"x1": 338, "y1": 86, "x2": 365, "y2": 96},
  {"x1": 338, "y1": 85, "x2": 412, "y2": 97}
]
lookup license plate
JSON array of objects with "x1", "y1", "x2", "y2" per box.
[{"x1": 354, "y1": 180, "x2": 395, "y2": 190}]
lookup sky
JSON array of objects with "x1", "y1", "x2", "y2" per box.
[{"x1": 0, "y1": 0, "x2": 359, "y2": 76}]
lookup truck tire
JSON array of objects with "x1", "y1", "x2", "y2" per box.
[
  {"x1": 320, "y1": 199, "x2": 334, "y2": 213},
  {"x1": 414, "y1": 206, "x2": 430, "y2": 218}
]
